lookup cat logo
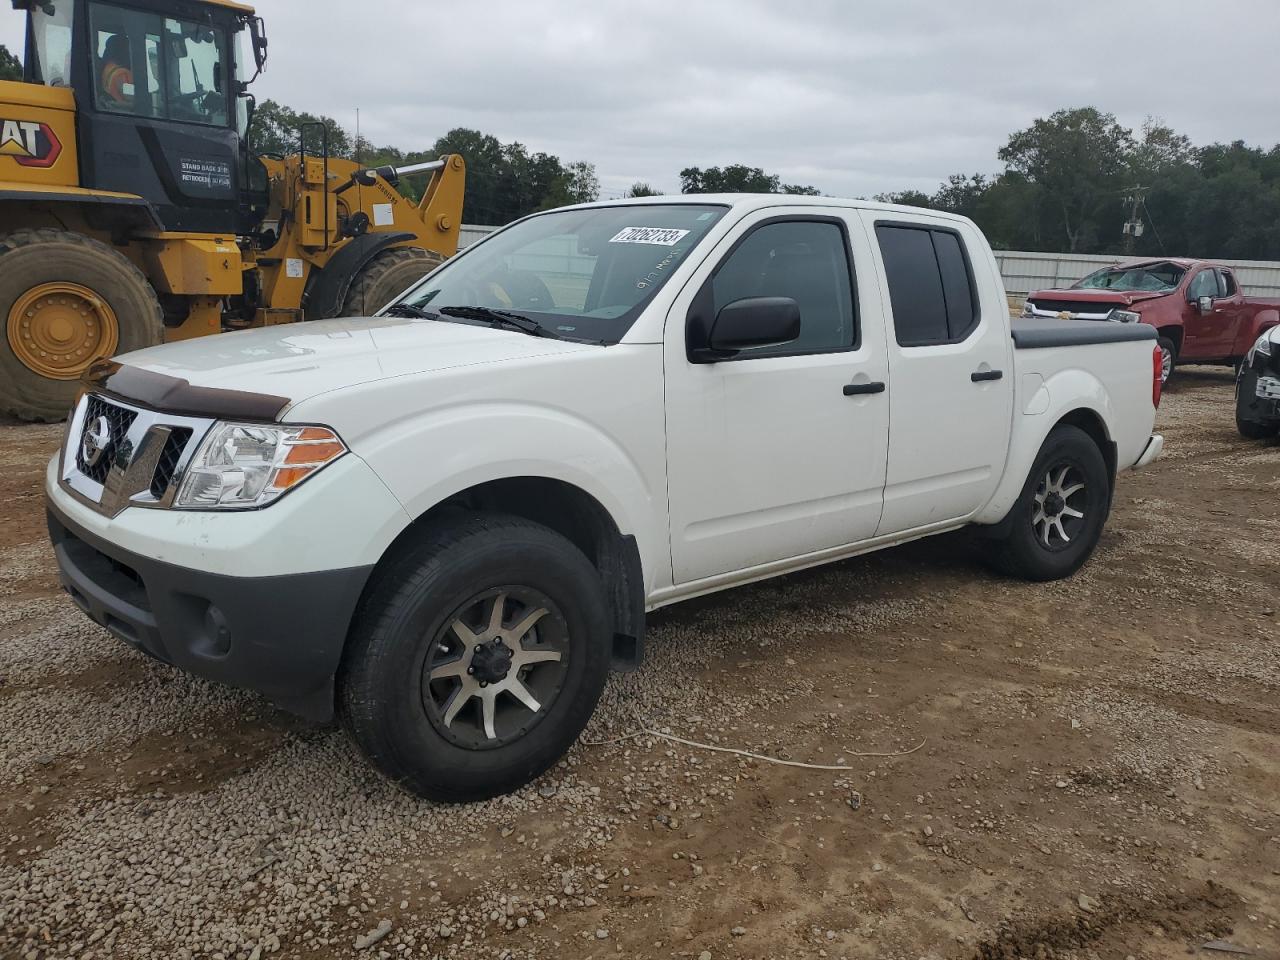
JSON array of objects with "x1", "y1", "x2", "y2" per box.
[{"x1": 0, "y1": 118, "x2": 63, "y2": 169}]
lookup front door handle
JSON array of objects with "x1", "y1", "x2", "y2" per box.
[
  {"x1": 971, "y1": 369, "x2": 1004, "y2": 383},
  {"x1": 843, "y1": 381, "x2": 886, "y2": 396}
]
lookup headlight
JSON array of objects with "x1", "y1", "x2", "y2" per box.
[
  {"x1": 175, "y1": 423, "x2": 347, "y2": 510},
  {"x1": 1021, "y1": 301, "x2": 1034, "y2": 316},
  {"x1": 1256, "y1": 334, "x2": 1274, "y2": 357},
  {"x1": 1108, "y1": 309, "x2": 1141, "y2": 324}
]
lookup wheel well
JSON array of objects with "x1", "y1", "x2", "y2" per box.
[
  {"x1": 1161, "y1": 326, "x2": 1183, "y2": 359},
  {"x1": 376, "y1": 477, "x2": 645, "y2": 670},
  {"x1": 1055, "y1": 408, "x2": 1117, "y2": 479}
]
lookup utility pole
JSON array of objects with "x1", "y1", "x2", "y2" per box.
[{"x1": 1122, "y1": 186, "x2": 1148, "y2": 255}]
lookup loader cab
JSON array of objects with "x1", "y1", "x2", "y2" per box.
[{"x1": 18, "y1": 0, "x2": 267, "y2": 234}]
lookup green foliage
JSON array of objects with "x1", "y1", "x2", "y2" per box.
[
  {"x1": 249, "y1": 99, "x2": 352, "y2": 158},
  {"x1": 882, "y1": 109, "x2": 1280, "y2": 260},
  {"x1": 626, "y1": 182, "x2": 662, "y2": 198},
  {"x1": 998, "y1": 107, "x2": 1134, "y2": 252},
  {"x1": 0, "y1": 44, "x2": 21, "y2": 81},
  {"x1": 680, "y1": 164, "x2": 819, "y2": 196}
]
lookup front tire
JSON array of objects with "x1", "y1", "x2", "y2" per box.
[
  {"x1": 340, "y1": 514, "x2": 611, "y2": 802},
  {"x1": 988, "y1": 425, "x2": 1112, "y2": 582},
  {"x1": 1156, "y1": 336, "x2": 1176, "y2": 385},
  {"x1": 1236, "y1": 369, "x2": 1279, "y2": 440}
]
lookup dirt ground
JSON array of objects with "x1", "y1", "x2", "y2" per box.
[{"x1": 1, "y1": 368, "x2": 1277, "y2": 960}]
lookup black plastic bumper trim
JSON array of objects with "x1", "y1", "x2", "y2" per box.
[{"x1": 47, "y1": 502, "x2": 373, "y2": 721}]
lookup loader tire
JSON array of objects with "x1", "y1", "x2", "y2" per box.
[
  {"x1": 341, "y1": 247, "x2": 443, "y2": 318},
  {"x1": 1, "y1": 229, "x2": 163, "y2": 422}
]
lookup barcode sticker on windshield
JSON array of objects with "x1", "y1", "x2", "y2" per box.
[{"x1": 609, "y1": 227, "x2": 691, "y2": 246}]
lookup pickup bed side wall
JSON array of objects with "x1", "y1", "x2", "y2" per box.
[
  {"x1": 973, "y1": 343, "x2": 1153, "y2": 526},
  {"x1": 1236, "y1": 307, "x2": 1280, "y2": 357}
]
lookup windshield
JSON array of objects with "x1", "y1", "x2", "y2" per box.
[
  {"x1": 1073, "y1": 262, "x2": 1186, "y2": 293},
  {"x1": 393, "y1": 204, "x2": 729, "y2": 343},
  {"x1": 29, "y1": 3, "x2": 74, "y2": 86}
]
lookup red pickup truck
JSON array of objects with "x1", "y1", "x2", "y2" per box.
[{"x1": 1023, "y1": 258, "x2": 1280, "y2": 383}]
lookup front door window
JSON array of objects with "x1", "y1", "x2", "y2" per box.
[{"x1": 89, "y1": 3, "x2": 229, "y2": 127}]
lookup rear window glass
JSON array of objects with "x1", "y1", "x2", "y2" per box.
[{"x1": 876, "y1": 224, "x2": 979, "y2": 346}]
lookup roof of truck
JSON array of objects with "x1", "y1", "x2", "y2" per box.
[{"x1": 568, "y1": 193, "x2": 974, "y2": 224}]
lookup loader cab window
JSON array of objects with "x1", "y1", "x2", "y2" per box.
[
  {"x1": 88, "y1": 4, "x2": 230, "y2": 128},
  {"x1": 27, "y1": 3, "x2": 75, "y2": 86}
]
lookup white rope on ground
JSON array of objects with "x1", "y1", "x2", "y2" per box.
[{"x1": 583, "y1": 726, "x2": 927, "y2": 770}]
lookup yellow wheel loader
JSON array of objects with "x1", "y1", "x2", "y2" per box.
[{"x1": 1, "y1": 0, "x2": 465, "y2": 421}]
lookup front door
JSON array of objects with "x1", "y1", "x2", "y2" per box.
[
  {"x1": 1182, "y1": 267, "x2": 1236, "y2": 359},
  {"x1": 664, "y1": 211, "x2": 890, "y2": 585},
  {"x1": 863, "y1": 214, "x2": 1014, "y2": 534}
]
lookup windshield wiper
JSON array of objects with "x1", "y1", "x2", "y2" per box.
[
  {"x1": 382, "y1": 303, "x2": 440, "y2": 319},
  {"x1": 438, "y1": 305, "x2": 558, "y2": 338}
]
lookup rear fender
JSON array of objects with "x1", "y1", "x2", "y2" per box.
[
  {"x1": 974, "y1": 367, "x2": 1117, "y2": 526},
  {"x1": 1238, "y1": 308, "x2": 1279, "y2": 357}
]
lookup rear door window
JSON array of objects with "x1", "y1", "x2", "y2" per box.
[
  {"x1": 1217, "y1": 269, "x2": 1238, "y2": 297},
  {"x1": 876, "y1": 224, "x2": 980, "y2": 346}
]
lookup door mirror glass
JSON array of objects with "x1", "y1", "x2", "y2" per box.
[
  {"x1": 1197, "y1": 295, "x2": 1214, "y2": 316},
  {"x1": 707, "y1": 297, "x2": 801, "y2": 354}
]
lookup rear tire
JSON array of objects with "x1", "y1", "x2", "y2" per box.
[
  {"x1": 0, "y1": 229, "x2": 162, "y2": 422},
  {"x1": 1157, "y1": 336, "x2": 1176, "y2": 385},
  {"x1": 340, "y1": 247, "x2": 443, "y2": 317},
  {"x1": 988, "y1": 425, "x2": 1112, "y2": 582},
  {"x1": 340, "y1": 513, "x2": 612, "y2": 802}
]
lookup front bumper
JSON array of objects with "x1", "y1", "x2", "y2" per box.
[
  {"x1": 1238, "y1": 371, "x2": 1280, "y2": 426},
  {"x1": 47, "y1": 501, "x2": 372, "y2": 720}
]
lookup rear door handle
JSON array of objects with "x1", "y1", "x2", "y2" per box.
[
  {"x1": 971, "y1": 369, "x2": 1004, "y2": 382},
  {"x1": 843, "y1": 381, "x2": 886, "y2": 396}
]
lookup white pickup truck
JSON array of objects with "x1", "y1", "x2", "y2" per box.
[{"x1": 45, "y1": 195, "x2": 1165, "y2": 801}]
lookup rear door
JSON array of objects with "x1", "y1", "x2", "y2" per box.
[
  {"x1": 1213, "y1": 268, "x2": 1248, "y2": 356},
  {"x1": 862, "y1": 214, "x2": 1014, "y2": 535},
  {"x1": 664, "y1": 210, "x2": 890, "y2": 585}
]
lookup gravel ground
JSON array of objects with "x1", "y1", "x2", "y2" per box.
[{"x1": 1, "y1": 367, "x2": 1278, "y2": 960}]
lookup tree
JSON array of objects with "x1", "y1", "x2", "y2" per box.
[
  {"x1": 562, "y1": 160, "x2": 600, "y2": 205},
  {"x1": 249, "y1": 99, "x2": 351, "y2": 158},
  {"x1": 626, "y1": 182, "x2": 661, "y2": 197},
  {"x1": 680, "y1": 164, "x2": 819, "y2": 195},
  {"x1": 998, "y1": 107, "x2": 1135, "y2": 252},
  {"x1": 0, "y1": 44, "x2": 19, "y2": 81}
]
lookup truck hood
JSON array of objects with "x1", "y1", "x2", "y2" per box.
[
  {"x1": 116, "y1": 316, "x2": 597, "y2": 407},
  {"x1": 1028, "y1": 288, "x2": 1170, "y2": 307}
]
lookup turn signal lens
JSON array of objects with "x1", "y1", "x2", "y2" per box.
[{"x1": 175, "y1": 423, "x2": 347, "y2": 510}]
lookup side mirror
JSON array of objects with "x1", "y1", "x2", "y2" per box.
[
  {"x1": 1197, "y1": 295, "x2": 1213, "y2": 316},
  {"x1": 704, "y1": 297, "x2": 801, "y2": 357}
]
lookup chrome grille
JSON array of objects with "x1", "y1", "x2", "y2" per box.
[
  {"x1": 150, "y1": 427, "x2": 193, "y2": 500},
  {"x1": 75, "y1": 396, "x2": 138, "y2": 483},
  {"x1": 61, "y1": 396, "x2": 212, "y2": 518},
  {"x1": 1028, "y1": 299, "x2": 1124, "y2": 317}
]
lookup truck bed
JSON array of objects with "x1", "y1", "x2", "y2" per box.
[{"x1": 1011, "y1": 317, "x2": 1158, "y2": 349}]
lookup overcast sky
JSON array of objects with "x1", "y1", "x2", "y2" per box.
[{"x1": 5, "y1": 0, "x2": 1277, "y2": 202}]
